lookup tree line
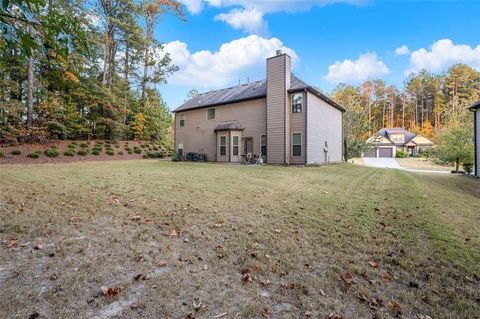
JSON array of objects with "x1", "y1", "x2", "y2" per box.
[
  {"x1": 1, "y1": 0, "x2": 183, "y2": 144},
  {"x1": 334, "y1": 64, "x2": 480, "y2": 162}
]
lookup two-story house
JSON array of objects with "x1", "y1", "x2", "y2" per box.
[{"x1": 173, "y1": 51, "x2": 345, "y2": 164}]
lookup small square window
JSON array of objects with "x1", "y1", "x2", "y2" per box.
[
  {"x1": 292, "y1": 93, "x2": 303, "y2": 113},
  {"x1": 207, "y1": 108, "x2": 215, "y2": 120}
]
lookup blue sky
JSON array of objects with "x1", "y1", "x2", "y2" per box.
[{"x1": 155, "y1": 0, "x2": 480, "y2": 109}]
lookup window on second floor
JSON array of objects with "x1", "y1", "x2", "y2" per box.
[
  {"x1": 179, "y1": 113, "x2": 185, "y2": 127},
  {"x1": 292, "y1": 93, "x2": 303, "y2": 113},
  {"x1": 207, "y1": 108, "x2": 215, "y2": 120}
]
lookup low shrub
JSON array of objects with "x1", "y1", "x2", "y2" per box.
[
  {"x1": 77, "y1": 149, "x2": 88, "y2": 156},
  {"x1": 0, "y1": 151, "x2": 4, "y2": 158},
  {"x1": 134, "y1": 148, "x2": 142, "y2": 154},
  {"x1": 124, "y1": 147, "x2": 132, "y2": 152},
  {"x1": 63, "y1": 149, "x2": 75, "y2": 156},
  {"x1": 127, "y1": 150, "x2": 133, "y2": 154},
  {"x1": 11, "y1": 150, "x2": 21, "y2": 155},
  {"x1": 115, "y1": 144, "x2": 120, "y2": 148},
  {"x1": 171, "y1": 153, "x2": 180, "y2": 162},
  {"x1": 142, "y1": 154, "x2": 149, "y2": 158},
  {"x1": 396, "y1": 149, "x2": 409, "y2": 158},
  {"x1": 118, "y1": 151, "x2": 124, "y2": 155},
  {"x1": 80, "y1": 143, "x2": 89, "y2": 148},
  {"x1": 106, "y1": 149, "x2": 115, "y2": 155},
  {"x1": 27, "y1": 151, "x2": 41, "y2": 158},
  {"x1": 45, "y1": 148, "x2": 59, "y2": 157},
  {"x1": 105, "y1": 143, "x2": 112, "y2": 148},
  {"x1": 97, "y1": 141, "x2": 104, "y2": 145},
  {"x1": 68, "y1": 143, "x2": 76, "y2": 149},
  {"x1": 92, "y1": 150, "x2": 101, "y2": 155}
]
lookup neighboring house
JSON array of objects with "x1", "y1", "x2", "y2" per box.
[
  {"x1": 364, "y1": 127, "x2": 435, "y2": 158},
  {"x1": 173, "y1": 51, "x2": 345, "y2": 164},
  {"x1": 469, "y1": 100, "x2": 480, "y2": 177}
]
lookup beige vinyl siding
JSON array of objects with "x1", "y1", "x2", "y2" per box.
[
  {"x1": 306, "y1": 92, "x2": 343, "y2": 164},
  {"x1": 476, "y1": 111, "x2": 480, "y2": 176},
  {"x1": 266, "y1": 54, "x2": 290, "y2": 164},
  {"x1": 289, "y1": 92, "x2": 306, "y2": 164},
  {"x1": 174, "y1": 98, "x2": 266, "y2": 162}
]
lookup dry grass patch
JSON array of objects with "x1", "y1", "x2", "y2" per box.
[{"x1": 0, "y1": 161, "x2": 479, "y2": 318}]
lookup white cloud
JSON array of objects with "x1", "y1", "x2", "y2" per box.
[
  {"x1": 214, "y1": 8, "x2": 267, "y2": 34},
  {"x1": 179, "y1": 0, "x2": 204, "y2": 14},
  {"x1": 324, "y1": 52, "x2": 390, "y2": 84},
  {"x1": 163, "y1": 35, "x2": 298, "y2": 87},
  {"x1": 406, "y1": 39, "x2": 480, "y2": 74},
  {"x1": 394, "y1": 45, "x2": 410, "y2": 56}
]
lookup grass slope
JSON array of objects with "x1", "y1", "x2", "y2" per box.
[{"x1": 0, "y1": 161, "x2": 479, "y2": 318}]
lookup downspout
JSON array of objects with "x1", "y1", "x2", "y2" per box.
[
  {"x1": 284, "y1": 56, "x2": 287, "y2": 165},
  {"x1": 304, "y1": 89, "x2": 308, "y2": 164},
  {"x1": 471, "y1": 108, "x2": 478, "y2": 177},
  {"x1": 229, "y1": 130, "x2": 231, "y2": 163}
]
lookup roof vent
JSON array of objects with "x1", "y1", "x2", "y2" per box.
[{"x1": 276, "y1": 49, "x2": 283, "y2": 56}]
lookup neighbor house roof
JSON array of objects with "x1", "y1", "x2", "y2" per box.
[
  {"x1": 378, "y1": 127, "x2": 416, "y2": 145},
  {"x1": 173, "y1": 74, "x2": 345, "y2": 113},
  {"x1": 469, "y1": 100, "x2": 480, "y2": 110}
]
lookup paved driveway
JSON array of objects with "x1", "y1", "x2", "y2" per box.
[
  {"x1": 363, "y1": 157, "x2": 402, "y2": 168},
  {"x1": 362, "y1": 157, "x2": 449, "y2": 173}
]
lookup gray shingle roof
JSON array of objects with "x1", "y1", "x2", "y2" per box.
[
  {"x1": 378, "y1": 127, "x2": 416, "y2": 145},
  {"x1": 469, "y1": 100, "x2": 480, "y2": 110},
  {"x1": 173, "y1": 74, "x2": 344, "y2": 112},
  {"x1": 214, "y1": 121, "x2": 244, "y2": 132}
]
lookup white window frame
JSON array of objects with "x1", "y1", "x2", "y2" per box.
[
  {"x1": 292, "y1": 132, "x2": 302, "y2": 157},
  {"x1": 219, "y1": 135, "x2": 227, "y2": 156},
  {"x1": 178, "y1": 142, "x2": 184, "y2": 155},
  {"x1": 232, "y1": 135, "x2": 239, "y2": 156},
  {"x1": 207, "y1": 108, "x2": 216, "y2": 120},
  {"x1": 179, "y1": 113, "x2": 185, "y2": 127},
  {"x1": 292, "y1": 93, "x2": 303, "y2": 113},
  {"x1": 260, "y1": 134, "x2": 267, "y2": 157}
]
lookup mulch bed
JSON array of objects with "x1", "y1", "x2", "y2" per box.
[{"x1": 0, "y1": 140, "x2": 162, "y2": 165}]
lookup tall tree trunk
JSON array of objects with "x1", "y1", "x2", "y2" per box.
[
  {"x1": 142, "y1": 13, "x2": 154, "y2": 104},
  {"x1": 26, "y1": 30, "x2": 34, "y2": 128},
  {"x1": 124, "y1": 42, "x2": 130, "y2": 124}
]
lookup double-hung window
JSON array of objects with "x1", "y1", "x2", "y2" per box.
[
  {"x1": 260, "y1": 135, "x2": 267, "y2": 157},
  {"x1": 179, "y1": 113, "x2": 185, "y2": 127},
  {"x1": 292, "y1": 93, "x2": 303, "y2": 113},
  {"x1": 232, "y1": 136, "x2": 239, "y2": 156},
  {"x1": 292, "y1": 133, "x2": 302, "y2": 156},
  {"x1": 220, "y1": 136, "x2": 226, "y2": 156}
]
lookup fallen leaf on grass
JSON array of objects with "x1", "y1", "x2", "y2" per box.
[
  {"x1": 34, "y1": 244, "x2": 44, "y2": 250},
  {"x1": 261, "y1": 306, "x2": 272, "y2": 317},
  {"x1": 338, "y1": 272, "x2": 354, "y2": 285},
  {"x1": 158, "y1": 261, "x2": 167, "y2": 267},
  {"x1": 388, "y1": 300, "x2": 402, "y2": 317},
  {"x1": 368, "y1": 261, "x2": 379, "y2": 268},
  {"x1": 101, "y1": 286, "x2": 122, "y2": 297},
  {"x1": 241, "y1": 269, "x2": 252, "y2": 284},
  {"x1": 169, "y1": 229, "x2": 179, "y2": 237},
  {"x1": 7, "y1": 237, "x2": 17, "y2": 248},
  {"x1": 131, "y1": 302, "x2": 140, "y2": 309},
  {"x1": 328, "y1": 313, "x2": 343, "y2": 319},
  {"x1": 304, "y1": 310, "x2": 313, "y2": 317}
]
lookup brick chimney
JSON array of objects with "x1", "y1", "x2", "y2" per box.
[{"x1": 266, "y1": 51, "x2": 291, "y2": 164}]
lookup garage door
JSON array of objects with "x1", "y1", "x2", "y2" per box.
[
  {"x1": 378, "y1": 147, "x2": 393, "y2": 157},
  {"x1": 364, "y1": 148, "x2": 377, "y2": 157}
]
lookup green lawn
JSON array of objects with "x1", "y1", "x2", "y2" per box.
[{"x1": 0, "y1": 161, "x2": 479, "y2": 318}]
